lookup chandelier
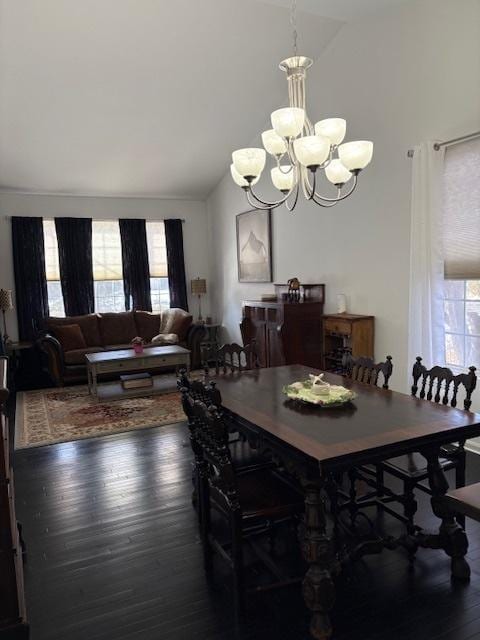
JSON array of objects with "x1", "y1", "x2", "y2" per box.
[{"x1": 230, "y1": 1, "x2": 373, "y2": 212}]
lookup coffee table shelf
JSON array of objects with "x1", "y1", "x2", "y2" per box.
[{"x1": 95, "y1": 375, "x2": 178, "y2": 401}]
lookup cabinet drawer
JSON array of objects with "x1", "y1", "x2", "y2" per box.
[{"x1": 324, "y1": 319, "x2": 351, "y2": 336}]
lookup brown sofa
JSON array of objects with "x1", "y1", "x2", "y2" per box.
[{"x1": 37, "y1": 309, "x2": 205, "y2": 386}]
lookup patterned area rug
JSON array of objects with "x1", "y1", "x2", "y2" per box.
[{"x1": 15, "y1": 383, "x2": 187, "y2": 449}]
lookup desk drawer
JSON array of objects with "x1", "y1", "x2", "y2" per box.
[
  {"x1": 324, "y1": 319, "x2": 352, "y2": 336},
  {"x1": 96, "y1": 355, "x2": 179, "y2": 373}
]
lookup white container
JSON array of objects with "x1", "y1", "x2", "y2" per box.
[{"x1": 337, "y1": 294, "x2": 347, "y2": 314}]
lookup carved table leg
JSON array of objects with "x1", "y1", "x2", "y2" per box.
[
  {"x1": 420, "y1": 446, "x2": 470, "y2": 580},
  {"x1": 302, "y1": 480, "x2": 336, "y2": 640}
]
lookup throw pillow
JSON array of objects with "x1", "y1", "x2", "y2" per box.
[
  {"x1": 151, "y1": 333, "x2": 179, "y2": 345},
  {"x1": 52, "y1": 324, "x2": 87, "y2": 352},
  {"x1": 161, "y1": 308, "x2": 192, "y2": 342}
]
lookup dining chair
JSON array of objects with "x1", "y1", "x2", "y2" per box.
[
  {"x1": 342, "y1": 353, "x2": 393, "y2": 388},
  {"x1": 204, "y1": 340, "x2": 259, "y2": 376},
  {"x1": 184, "y1": 393, "x2": 304, "y2": 620},
  {"x1": 378, "y1": 357, "x2": 477, "y2": 532}
]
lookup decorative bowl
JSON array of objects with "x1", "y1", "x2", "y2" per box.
[{"x1": 282, "y1": 378, "x2": 356, "y2": 408}]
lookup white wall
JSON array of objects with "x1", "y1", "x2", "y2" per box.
[
  {"x1": 207, "y1": 0, "x2": 480, "y2": 394},
  {"x1": 0, "y1": 192, "x2": 210, "y2": 340}
]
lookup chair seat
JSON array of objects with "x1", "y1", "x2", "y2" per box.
[
  {"x1": 236, "y1": 468, "x2": 304, "y2": 520},
  {"x1": 442, "y1": 482, "x2": 480, "y2": 522},
  {"x1": 381, "y1": 451, "x2": 456, "y2": 479}
]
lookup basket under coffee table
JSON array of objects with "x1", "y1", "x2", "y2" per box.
[{"x1": 86, "y1": 345, "x2": 190, "y2": 401}]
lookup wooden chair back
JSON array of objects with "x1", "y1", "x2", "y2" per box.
[
  {"x1": 342, "y1": 354, "x2": 393, "y2": 389},
  {"x1": 207, "y1": 341, "x2": 259, "y2": 375},
  {"x1": 411, "y1": 357, "x2": 477, "y2": 410}
]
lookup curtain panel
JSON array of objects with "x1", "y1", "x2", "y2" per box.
[
  {"x1": 119, "y1": 219, "x2": 152, "y2": 311},
  {"x1": 55, "y1": 218, "x2": 94, "y2": 316},
  {"x1": 164, "y1": 219, "x2": 188, "y2": 311},
  {"x1": 11, "y1": 217, "x2": 49, "y2": 341},
  {"x1": 408, "y1": 142, "x2": 446, "y2": 378}
]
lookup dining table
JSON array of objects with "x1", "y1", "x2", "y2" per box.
[{"x1": 212, "y1": 364, "x2": 480, "y2": 640}]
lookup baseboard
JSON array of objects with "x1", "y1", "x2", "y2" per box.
[{"x1": 466, "y1": 439, "x2": 480, "y2": 455}]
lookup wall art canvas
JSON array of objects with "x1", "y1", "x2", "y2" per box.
[{"x1": 236, "y1": 209, "x2": 272, "y2": 283}]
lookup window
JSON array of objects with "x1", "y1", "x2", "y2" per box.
[
  {"x1": 443, "y1": 138, "x2": 480, "y2": 370},
  {"x1": 92, "y1": 221, "x2": 125, "y2": 313},
  {"x1": 43, "y1": 220, "x2": 65, "y2": 317},
  {"x1": 146, "y1": 221, "x2": 170, "y2": 312}
]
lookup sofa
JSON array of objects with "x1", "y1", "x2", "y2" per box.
[{"x1": 37, "y1": 308, "x2": 205, "y2": 386}]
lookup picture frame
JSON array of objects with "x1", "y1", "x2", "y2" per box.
[{"x1": 236, "y1": 209, "x2": 272, "y2": 283}]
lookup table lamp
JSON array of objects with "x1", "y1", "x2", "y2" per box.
[
  {"x1": 0, "y1": 289, "x2": 13, "y2": 344},
  {"x1": 191, "y1": 278, "x2": 207, "y2": 323}
]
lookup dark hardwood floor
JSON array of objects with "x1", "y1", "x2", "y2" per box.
[{"x1": 13, "y1": 423, "x2": 480, "y2": 640}]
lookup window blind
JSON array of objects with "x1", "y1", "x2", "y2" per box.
[
  {"x1": 92, "y1": 220, "x2": 123, "y2": 281},
  {"x1": 443, "y1": 138, "x2": 480, "y2": 279},
  {"x1": 146, "y1": 221, "x2": 168, "y2": 278},
  {"x1": 43, "y1": 219, "x2": 61, "y2": 281}
]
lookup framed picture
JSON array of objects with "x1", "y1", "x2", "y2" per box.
[{"x1": 236, "y1": 209, "x2": 272, "y2": 283}]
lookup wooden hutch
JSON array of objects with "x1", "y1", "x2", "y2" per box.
[
  {"x1": 0, "y1": 357, "x2": 28, "y2": 638},
  {"x1": 322, "y1": 313, "x2": 374, "y2": 372},
  {"x1": 240, "y1": 284, "x2": 325, "y2": 369}
]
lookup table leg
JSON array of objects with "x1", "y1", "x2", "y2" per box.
[
  {"x1": 419, "y1": 446, "x2": 470, "y2": 579},
  {"x1": 92, "y1": 365, "x2": 98, "y2": 398},
  {"x1": 302, "y1": 480, "x2": 336, "y2": 640},
  {"x1": 87, "y1": 364, "x2": 92, "y2": 395}
]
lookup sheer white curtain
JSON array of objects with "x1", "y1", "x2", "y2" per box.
[{"x1": 408, "y1": 142, "x2": 446, "y2": 377}]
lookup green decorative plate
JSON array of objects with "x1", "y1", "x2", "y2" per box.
[{"x1": 282, "y1": 378, "x2": 356, "y2": 408}]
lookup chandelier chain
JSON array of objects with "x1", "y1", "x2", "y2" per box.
[{"x1": 290, "y1": 0, "x2": 298, "y2": 56}]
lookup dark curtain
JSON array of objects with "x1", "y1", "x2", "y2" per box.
[
  {"x1": 119, "y1": 219, "x2": 152, "y2": 311},
  {"x1": 55, "y1": 218, "x2": 94, "y2": 316},
  {"x1": 164, "y1": 219, "x2": 188, "y2": 311},
  {"x1": 12, "y1": 217, "x2": 49, "y2": 341}
]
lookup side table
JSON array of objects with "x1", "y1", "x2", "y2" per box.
[{"x1": 199, "y1": 323, "x2": 221, "y2": 366}]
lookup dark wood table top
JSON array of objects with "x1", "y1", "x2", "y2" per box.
[{"x1": 213, "y1": 365, "x2": 480, "y2": 467}]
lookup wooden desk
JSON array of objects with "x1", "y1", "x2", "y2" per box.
[{"x1": 214, "y1": 365, "x2": 480, "y2": 640}]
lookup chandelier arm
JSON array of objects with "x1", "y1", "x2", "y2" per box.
[
  {"x1": 304, "y1": 173, "x2": 359, "y2": 203},
  {"x1": 245, "y1": 190, "x2": 275, "y2": 211},
  {"x1": 285, "y1": 182, "x2": 300, "y2": 212},
  {"x1": 310, "y1": 196, "x2": 340, "y2": 208},
  {"x1": 248, "y1": 184, "x2": 293, "y2": 208}
]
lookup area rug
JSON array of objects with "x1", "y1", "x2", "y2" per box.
[{"x1": 15, "y1": 383, "x2": 187, "y2": 449}]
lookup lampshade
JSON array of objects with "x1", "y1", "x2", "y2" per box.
[
  {"x1": 230, "y1": 164, "x2": 259, "y2": 188},
  {"x1": 261, "y1": 129, "x2": 287, "y2": 156},
  {"x1": 314, "y1": 118, "x2": 346, "y2": 146},
  {"x1": 232, "y1": 148, "x2": 266, "y2": 178},
  {"x1": 338, "y1": 140, "x2": 374, "y2": 171},
  {"x1": 271, "y1": 107, "x2": 305, "y2": 138},
  {"x1": 191, "y1": 278, "x2": 207, "y2": 295},
  {"x1": 293, "y1": 135, "x2": 330, "y2": 168},
  {"x1": 325, "y1": 159, "x2": 352, "y2": 186},
  {"x1": 271, "y1": 166, "x2": 296, "y2": 192},
  {"x1": 0, "y1": 289, "x2": 13, "y2": 311}
]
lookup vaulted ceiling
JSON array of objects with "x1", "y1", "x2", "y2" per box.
[{"x1": 0, "y1": 0, "x2": 414, "y2": 199}]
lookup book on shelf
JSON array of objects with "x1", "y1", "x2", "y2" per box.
[{"x1": 120, "y1": 372, "x2": 153, "y2": 389}]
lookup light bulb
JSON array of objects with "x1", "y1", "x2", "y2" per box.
[
  {"x1": 271, "y1": 107, "x2": 305, "y2": 138},
  {"x1": 262, "y1": 129, "x2": 287, "y2": 156},
  {"x1": 293, "y1": 135, "x2": 330, "y2": 168},
  {"x1": 230, "y1": 164, "x2": 259, "y2": 188},
  {"x1": 231, "y1": 148, "x2": 266, "y2": 178},
  {"x1": 325, "y1": 159, "x2": 352, "y2": 186},
  {"x1": 338, "y1": 140, "x2": 373, "y2": 171},
  {"x1": 314, "y1": 118, "x2": 346, "y2": 146},
  {"x1": 271, "y1": 166, "x2": 296, "y2": 192}
]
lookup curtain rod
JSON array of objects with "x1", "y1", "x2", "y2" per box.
[
  {"x1": 407, "y1": 130, "x2": 480, "y2": 158},
  {"x1": 3, "y1": 215, "x2": 185, "y2": 222}
]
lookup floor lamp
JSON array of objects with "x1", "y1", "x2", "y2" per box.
[
  {"x1": 191, "y1": 278, "x2": 206, "y2": 323},
  {"x1": 0, "y1": 289, "x2": 13, "y2": 345}
]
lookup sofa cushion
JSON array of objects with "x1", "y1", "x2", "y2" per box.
[
  {"x1": 161, "y1": 308, "x2": 192, "y2": 342},
  {"x1": 151, "y1": 333, "x2": 179, "y2": 345},
  {"x1": 64, "y1": 347, "x2": 105, "y2": 365},
  {"x1": 51, "y1": 324, "x2": 87, "y2": 352},
  {"x1": 99, "y1": 312, "x2": 137, "y2": 346},
  {"x1": 46, "y1": 314, "x2": 102, "y2": 347},
  {"x1": 134, "y1": 311, "x2": 162, "y2": 342}
]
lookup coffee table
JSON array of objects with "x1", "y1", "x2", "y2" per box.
[{"x1": 86, "y1": 345, "x2": 190, "y2": 400}]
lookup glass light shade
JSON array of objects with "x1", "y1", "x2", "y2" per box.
[
  {"x1": 262, "y1": 129, "x2": 287, "y2": 156},
  {"x1": 293, "y1": 135, "x2": 330, "y2": 168},
  {"x1": 314, "y1": 118, "x2": 346, "y2": 146},
  {"x1": 338, "y1": 140, "x2": 373, "y2": 171},
  {"x1": 271, "y1": 107, "x2": 305, "y2": 138},
  {"x1": 231, "y1": 148, "x2": 266, "y2": 178},
  {"x1": 325, "y1": 159, "x2": 352, "y2": 185},
  {"x1": 230, "y1": 164, "x2": 259, "y2": 187},
  {"x1": 271, "y1": 166, "x2": 296, "y2": 191}
]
